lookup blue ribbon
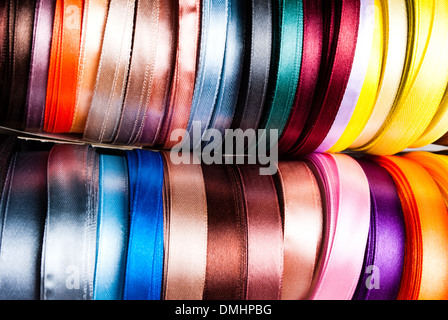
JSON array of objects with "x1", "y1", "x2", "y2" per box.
[
  {"x1": 124, "y1": 149, "x2": 164, "y2": 300},
  {"x1": 94, "y1": 153, "x2": 130, "y2": 300},
  {"x1": 186, "y1": 0, "x2": 229, "y2": 150}
]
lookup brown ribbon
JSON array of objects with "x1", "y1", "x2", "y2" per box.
[
  {"x1": 275, "y1": 162, "x2": 323, "y2": 300},
  {"x1": 202, "y1": 164, "x2": 248, "y2": 300},
  {"x1": 236, "y1": 164, "x2": 283, "y2": 300}
]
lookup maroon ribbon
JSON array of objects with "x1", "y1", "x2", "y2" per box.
[
  {"x1": 278, "y1": 0, "x2": 324, "y2": 155},
  {"x1": 288, "y1": 0, "x2": 360, "y2": 156}
]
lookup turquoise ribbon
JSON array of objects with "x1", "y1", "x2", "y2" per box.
[
  {"x1": 124, "y1": 149, "x2": 164, "y2": 300},
  {"x1": 94, "y1": 153, "x2": 129, "y2": 300},
  {"x1": 259, "y1": 0, "x2": 303, "y2": 148}
]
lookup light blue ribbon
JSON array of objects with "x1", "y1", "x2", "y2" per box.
[
  {"x1": 186, "y1": 0, "x2": 229, "y2": 150},
  {"x1": 94, "y1": 153, "x2": 130, "y2": 300},
  {"x1": 204, "y1": 0, "x2": 245, "y2": 147}
]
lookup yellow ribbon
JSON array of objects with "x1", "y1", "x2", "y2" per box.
[
  {"x1": 357, "y1": 0, "x2": 448, "y2": 155},
  {"x1": 348, "y1": 0, "x2": 408, "y2": 150},
  {"x1": 410, "y1": 84, "x2": 448, "y2": 148}
]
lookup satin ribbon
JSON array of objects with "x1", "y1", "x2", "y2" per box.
[
  {"x1": 352, "y1": 159, "x2": 405, "y2": 300},
  {"x1": 374, "y1": 155, "x2": 448, "y2": 300},
  {"x1": 289, "y1": 0, "x2": 360, "y2": 156},
  {"x1": 114, "y1": 0, "x2": 175, "y2": 146},
  {"x1": 83, "y1": 0, "x2": 135, "y2": 143},
  {"x1": 326, "y1": 0, "x2": 380, "y2": 153},
  {"x1": 259, "y1": 0, "x2": 303, "y2": 148},
  {"x1": 186, "y1": 0, "x2": 228, "y2": 150},
  {"x1": 124, "y1": 149, "x2": 164, "y2": 300},
  {"x1": 94, "y1": 153, "x2": 129, "y2": 300},
  {"x1": 359, "y1": 0, "x2": 448, "y2": 155},
  {"x1": 203, "y1": 0, "x2": 245, "y2": 148},
  {"x1": 25, "y1": 0, "x2": 56, "y2": 132},
  {"x1": 41, "y1": 145, "x2": 99, "y2": 300},
  {"x1": 403, "y1": 152, "x2": 448, "y2": 208},
  {"x1": 202, "y1": 164, "x2": 248, "y2": 300},
  {"x1": 316, "y1": 0, "x2": 375, "y2": 153},
  {"x1": 351, "y1": 0, "x2": 407, "y2": 149},
  {"x1": 44, "y1": 0, "x2": 83, "y2": 133},
  {"x1": 162, "y1": 153, "x2": 208, "y2": 300},
  {"x1": 70, "y1": 0, "x2": 109, "y2": 134},
  {"x1": 411, "y1": 85, "x2": 448, "y2": 148},
  {"x1": 0, "y1": 151, "x2": 48, "y2": 300},
  {"x1": 278, "y1": 0, "x2": 323, "y2": 155},
  {"x1": 157, "y1": 0, "x2": 201, "y2": 149},
  {"x1": 0, "y1": 0, "x2": 35, "y2": 128},
  {"x1": 306, "y1": 153, "x2": 370, "y2": 300},
  {"x1": 136, "y1": 0, "x2": 176, "y2": 147},
  {"x1": 231, "y1": 0, "x2": 272, "y2": 135},
  {"x1": 275, "y1": 162, "x2": 323, "y2": 300},
  {"x1": 236, "y1": 164, "x2": 283, "y2": 300}
]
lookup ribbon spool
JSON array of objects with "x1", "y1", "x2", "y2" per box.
[
  {"x1": 41, "y1": 145, "x2": 99, "y2": 300},
  {"x1": 306, "y1": 153, "x2": 370, "y2": 300},
  {"x1": 317, "y1": 0, "x2": 375, "y2": 153},
  {"x1": 25, "y1": 0, "x2": 56, "y2": 132},
  {"x1": 44, "y1": 0, "x2": 83, "y2": 133},
  {"x1": 288, "y1": 0, "x2": 360, "y2": 156},
  {"x1": 374, "y1": 155, "x2": 448, "y2": 300},
  {"x1": 94, "y1": 153, "x2": 129, "y2": 300},
  {"x1": 162, "y1": 153, "x2": 208, "y2": 300},
  {"x1": 124, "y1": 150, "x2": 164, "y2": 300},
  {"x1": 358, "y1": 0, "x2": 448, "y2": 155},
  {"x1": 0, "y1": 151, "x2": 48, "y2": 300},
  {"x1": 352, "y1": 159, "x2": 405, "y2": 300},
  {"x1": 275, "y1": 161, "x2": 323, "y2": 300}
]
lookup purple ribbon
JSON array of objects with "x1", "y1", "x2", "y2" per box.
[
  {"x1": 353, "y1": 159, "x2": 405, "y2": 300},
  {"x1": 24, "y1": 0, "x2": 55, "y2": 132}
]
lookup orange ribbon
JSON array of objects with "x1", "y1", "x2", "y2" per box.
[
  {"x1": 374, "y1": 155, "x2": 448, "y2": 300},
  {"x1": 45, "y1": 0, "x2": 83, "y2": 133}
]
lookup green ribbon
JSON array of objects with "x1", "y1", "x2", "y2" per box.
[{"x1": 259, "y1": 0, "x2": 304, "y2": 149}]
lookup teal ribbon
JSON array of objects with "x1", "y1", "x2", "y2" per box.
[
  {"x1": 259, "y1": 0, "x2": 303, "y2": 148},
  {"x1": 94, "y1": 153, "x2": 129, "y2": 300}
]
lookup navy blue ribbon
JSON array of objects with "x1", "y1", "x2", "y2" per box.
[{"x1": 124, "y1": 149, "x2": 164, "y2": 300}]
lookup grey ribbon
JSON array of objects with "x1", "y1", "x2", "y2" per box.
[
  {"x1": 0, "y1": 151, "x2": 48, "y2": 300},
  {"x1": 41, "y1": 145, "x2": 99, "y2": 300}
]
